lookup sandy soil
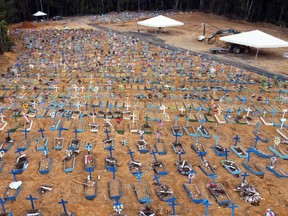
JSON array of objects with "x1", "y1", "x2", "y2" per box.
[{"x1": 0, "y1": 12, "x2": 287, "y2": 216}]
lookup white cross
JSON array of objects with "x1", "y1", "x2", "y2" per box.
[
  {"x1": 53, "y1": 85, "x2": 59, "y2": 92},
  {"x1": 131, "y1": 112, "x2": 137, "y2": 124},
  {"x1": 104, "y1": 115, "x2": 112, "y2": 127},
  {"x1": 263, "y1": 110, "x2": 266, "y2": 118},
  {"x1": 125, "y1": 102, "x2": 131, "y2": 111},
  {"x1": 37, "y1": 73, "x2": 41, "y2": 80},
  {"x1": 160, "y1": 105, "x2": 167, "y2": 114},
  {"x1": 90, "y1": 113, "x2": 97, "y2": 123},
  {"x1": 246, "y1": 107, "x2": 252, "y2": 116},
  {"x1": 72, "y1": 85, "x2": 79, "y2": 92},
  {"x1": 179, "y1": 107, "x2": 186, "y2": 114},
  {"x1": 23, "y1": 113, "x2": 30, "y2": 123},
  {"x1": 80, "y1": 85, "x2": 85, "y2": 93},
  {"x1": 282, "y1": 109, "x2": 287, "y2": 119},
  {"x1": 0, "y1": 113, "x2": 5, "y2": 122},
  {"x1": 75, "y1": 101, "x2": 82, "y2": 111},
  {"x1": 280, "y1": 118, "x2": 286, "y2": 130},
  {"x1": 31, "y1": 101, "x2": 37, "y2": 109}
]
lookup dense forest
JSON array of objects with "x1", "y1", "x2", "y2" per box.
[
  {"x1": 0, "y1": 0, "x2": 287, "y2": 26},
  {"x1": 0, "y1": 0, "x2": 288, "y2": 53}
]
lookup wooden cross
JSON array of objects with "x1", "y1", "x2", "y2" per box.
[
  {"x1": 153, "y1": 175, "x2": 161, "y2": 186},
  {"x1": 38, "y1": 128, "x2": 45, "y2": 138},
  {"x1": 168, "y1": 198, "x2": 180, "y2": 216},
  {"x1": 58, "y1": 199, "x2": 69, "y2": 215},
  {"x1": 26, "y1": 194, "x2": 38, "y2": 210},
  {"x1": 228, "y1": 202, "x2": 239, "y2": 216},
  {"x1": 127, "y1": 149, "x2": 135, "y2": 162},
  {"x1": 22, "y1": 128, "x2": 29, "y2": 139},
  {"x1": 150, "y1": 150, "x2": 158, "y2": 162},
  {"x1": 241, "y1": 172, "x2": 249, "y2": 185},
  {"x1": 233, "y1": 135, "x2": 240, "y2": 146},
  {"x1": 202, "y1": 199, "x2": 213, "y2": 216}
]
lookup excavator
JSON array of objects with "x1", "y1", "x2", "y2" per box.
[
  {"x1": 207, "y1": 29, "x2": 251, "y2": 54},
  {"x1": 208, "y1": 29, "x2": 241, "y2": 44}
]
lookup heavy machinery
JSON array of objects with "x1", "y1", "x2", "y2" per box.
[
  {"x1": 208, "y1": 29, "x2": 251, "y2": 54},
  {"x1": 208, "y1": 29, "x2": 241, "y2": 44}
]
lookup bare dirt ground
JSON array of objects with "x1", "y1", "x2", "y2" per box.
[{"x1": 0, "y1": 12, "x2": 287, "y2": 216}]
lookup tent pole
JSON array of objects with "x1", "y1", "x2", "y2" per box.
[{"x1": 255, "y1": 48, "x2": 259, "y2": 60}]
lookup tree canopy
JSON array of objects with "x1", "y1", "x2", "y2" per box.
[{"x1": 0, "y1": 0, "x2": 287, "y2": 26}]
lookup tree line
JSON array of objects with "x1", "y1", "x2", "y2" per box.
[
  {"x1": 0, "y1": 0, "x2": 287, "y2": 26},
  {"x1": 0, "y1": 0, "x2": 288, "y2": 53}
]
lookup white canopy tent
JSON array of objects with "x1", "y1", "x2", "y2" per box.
[
  {"x1": 33, "y1": 11, "x2": 47, "y2": 17},
  {"x1": 138, "y1": 15, "x2": 184, "y2": 32},
  {"x1": 220, "y1": 30, "x2": 288, "y2": 58},
  {"x1": 33, "y1": 11, "x2": 47, "y2": 21}
]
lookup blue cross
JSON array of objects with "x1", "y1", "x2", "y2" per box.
[
  {"x1": 151, "y1": 150, "x2": 158, "y2": 162},
  {"x1": 202, "y1": 199, "x2": 213, "y2": 216},
  {"x1": 111, "y1": 166, "x2": 117, "y2": 179},
  {"x1": 233, "y1": 135, "x2": 240, "y2": 146},
  {"x1": 58, "y1": 199, "x2": 68, "y2": 215},
  {"x1": 224, "y1": 148, "x2": 229, "y2": 160},
  {"x1": 195, "y1": 133, "x2": 199, "y2": 143},
  {"x1": 199, "y1": 118, "x2": 206, "y2": 126},
  {"x1": 109, "y1": 103, "x2": 113, "y2": 111},
  {"x1": 241, "y1": 96, "x2": 247, "y2": 104},
  {"x1": 85, "y1": 143, "x2": 92, "y2": 153},
  {"x1": 26, "y1": 194, "x2": 38, "y2": 210},
  {"x1": 107, "y1": 145, "x2": 114, "y2": 158},
  {"x1": 209, "y1": 173, "x2": 217, "y2": 184},
  {"x1": 241, "y1": 172, "x2": 249, "y2": 184},
  {"x1": 69, "y1": 101, "x2": 73, "y2": 109},
  {"x1": 143, "y1": 197, "x2": 152, "y2": 208},
  {"x1": 255, "y1": 122, "x2": 261, "y2": 132},
  {"x1": 38, "y1": 128, "x2": 45, "y2": 138},
  {"x1": 271, "y1": 109, "x2": 277, "y2": 118},
  {"x1": 127, "y1": 149, "x2": 135, "y2": 161},
  {"x1": 246, "y1": 148, "x2": 253, "y2": 162},
  {"x1": 135, "y1": 170, "x2": 142, "y2": 183},
  {"x1": 254, "y1": 135, "x2": 261, "y2": 148},
  {"x1": 99, "y1": 101, "x2": 103, "y2": 111},
  {"x1": 168, "y1": 198, "x2": 180, "y2": 216},
  {"x1": 0, "y1": 198, "x2": 7, "y2": 213},
  {"x1": 153, "y1": 175, "x2": 161, "y2": 186},
  {"x1": 85, "y1": 102, "x2": 89, "y2": 110},
  {"x1": 42, "y1": 146, "x2": 50, "y2": 158},
  {"x1": 228, "y1": 202, "x2": 239, "y2": 216},
  {"x1": 105, "y1": 128, "x2": 110, "y2": 139},
  {"x1": 58, "y1": 126, "x2": 68, "y2": 138},
  {"x1": 174, "y1": 132, "x2": 180, "y2": 144},
  {"x1": 174, "y1": 115, "x2": 179, "y2": 125},
  {"x1": 214, "y1": 135, "x2": 219, "y2": 145},
  {"x1": 10, "y1": 170, "x2": 18, "y2": 182},
  {"x1": 91, "y1": 104, "x2": 97, "y2": 112},
  {"x1": 88, "y1": 167, "x2": 93, "y2": 180},
  {"x1": 147, "y1": 103, "x2": 153, "y2": 112},
  {"x1": 67, "y1": 111, "x2": 72, "y2": 119},
  {"x1": 22, "y1": 128, "x2": 29, "y2": 139},
  {"x1": 73, "y1": 128, "x2": 81, "y2": 139},
  {"x1": 198, "y1": 151, "x2": 205, "y2": 161}
]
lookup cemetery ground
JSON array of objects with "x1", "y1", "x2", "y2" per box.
[{"x1": 0, "y1": 11, "x2": 287, "y2": 216}]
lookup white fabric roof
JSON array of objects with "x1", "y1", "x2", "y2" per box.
[
  {"x1": 138, "y1": 15, "x2": 184, "y2": 28},
  {"x1": 33, "y1": 11, "x2": 47, "y2": 16},
  {"x1": 220, "y1": 30, "x2": 288, "y2": 49}
]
